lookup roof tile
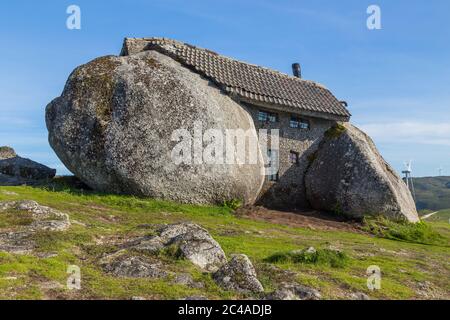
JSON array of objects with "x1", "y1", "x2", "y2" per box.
[{"x1": 121, "y1": 38, "x2": 351, "y2": 121}]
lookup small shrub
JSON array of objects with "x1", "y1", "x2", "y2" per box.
[
  {"x1": 222, "y1": 199, "x2": 243, "y2": 211},
  {"x1": 325, "y1": 123, "x2": 346, "y2": 139},
  {"x1": 264, "y1": 248, "x2": 349, "y2": 268},
  {"x1": 363, "y1": 216, "x2": 446, "y2": 245}
]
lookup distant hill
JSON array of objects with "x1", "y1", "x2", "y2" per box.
[{"x1": 412, "y1": 176, "x2": 450, "y2": 211}]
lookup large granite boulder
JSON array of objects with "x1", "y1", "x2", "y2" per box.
[
  {"x1": 305, "y1": 123, "x2": 419, "y2": 223},
  {"x1": 46, "y1": 51, "x2": 264, "y2": 205},
  {"x1": 0, "y1": 146, "x2": 56, "y2": 185}
]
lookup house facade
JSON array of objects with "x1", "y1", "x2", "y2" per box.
[{"x1": 121, "y1": 38, "x2": 351, "y2": 209}]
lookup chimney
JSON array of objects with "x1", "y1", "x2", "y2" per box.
[{"x1": 292, "y1": 63, "x2": 301, "y2": 78}]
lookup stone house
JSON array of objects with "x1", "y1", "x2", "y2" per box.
[{"x1": 120, "y1": 37, "x2": 351, "y2": 209}]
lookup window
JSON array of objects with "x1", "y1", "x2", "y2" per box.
[
  {"x1": 289, "y1": 151, "x2": 299, "y2": 166},
  {"x1": 299, "y1": 119, "x2": 310, "y2": 129},
  {"x1": 290, "y1": 116, "x2": 310, "y2": 130},
  {"x1": 266, "y1": 149, "x2": 279, "y2": 181},
  {"x1": 268, "y1": 113, "x2": 278, "y2": 123},
  {"x1": 258, "y1": 111, "x2": 268, "y2": 122},
  {"x1": 258, "y1": 111, "x2": 278, "y2": 123}
]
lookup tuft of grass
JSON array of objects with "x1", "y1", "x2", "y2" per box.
[
  {"x1": 264, "y1": 248, "x2": 349, "y2": 268},
  {"x1": 324, "y1": 123, "x2": 346, "y2": 139},
  {"x1": 363, "y1": 217, "x2": 446, "y2": 246},
  {"x1": 0, "y1": 209, "x2": 34, "y2": 228},
  {"x1": 159, "y1": 244, "x2": 184, "y2": 260},
  {"x1": 222, "y1": 199, "x2": 243, "y2": 211}
]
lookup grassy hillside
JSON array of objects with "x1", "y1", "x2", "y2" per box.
[
  {"x1": 425, "y1": 209, "x2": 450, "y2": 223},
  {"x1": 413, "y1": 176, "x2": 450, "y2": 211},
  {"x1": 0, "y1": 183, "x2": 449, "y2": 300}
]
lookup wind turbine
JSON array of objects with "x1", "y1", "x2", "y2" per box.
[
  {"x1": 402, "y1": 160, "x2": 416, "y2": 201},
  {"x1": 438, "y1": 166, "x2": 443, "y2": 176}
]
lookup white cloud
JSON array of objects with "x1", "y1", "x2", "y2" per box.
[{"x1": 359, "y1": 122, "x2": 450, "y2": 146}]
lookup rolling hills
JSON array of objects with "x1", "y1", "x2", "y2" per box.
[{"x1": 413, "y1": 176, "x2": 450, "y2": 211}]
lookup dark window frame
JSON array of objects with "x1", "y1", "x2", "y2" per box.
[
  {"x1": 290, "y1": 116, "x2": 310, "y2": 130},
  {"x1": 289, "y1": 151, "x2": 300, "y2": 166},
  {"x1": 258, "y1": 110, "x2": 279, "y2": 123}
]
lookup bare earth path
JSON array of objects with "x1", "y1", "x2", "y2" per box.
[
  {"x1": 421, "y1": 212, "x2": 438, "y2": 220},
  {"x1": 235, "y1": 206, "x2": 363, "y2": 233}
]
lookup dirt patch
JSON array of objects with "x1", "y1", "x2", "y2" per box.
[{"x1": 235, "y1": 206, "x2": 363, "y2": 233}]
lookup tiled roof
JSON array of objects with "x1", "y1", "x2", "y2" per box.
[{"x1": 121, "y1": 38, "x2": 351, "y2": 121}]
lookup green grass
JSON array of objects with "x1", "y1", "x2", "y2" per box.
[
  {"x1": 426, "y1": 209, "x2": 450, "y2": 222},
  {"x1": 0, "y1": 209, "x2": 34, "y2": 228},
  {"x1": 363, "y1": 217, "x2": 446, "y2": 246},
  {"x1": 413, "y1": 176, "x2": 450, "y2": 211},
  {"x1": 0, "y1": 184, "x2": 449, "y2": 300},
  {"x1": 264, "y1": 248, "x2": 349, "y2": 268}
]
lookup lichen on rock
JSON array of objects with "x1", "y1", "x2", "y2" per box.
[{"x1": 213, "y1": 254, "x2": 264, "y2": 294}]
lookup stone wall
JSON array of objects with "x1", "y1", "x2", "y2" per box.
[{"x1": 242, "y1": 103, "x2": 336, "y2": 209}]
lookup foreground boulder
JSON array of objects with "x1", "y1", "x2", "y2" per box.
[
  {"x1": 213, "y1": 254, "x2": 264, "y2": 294},
  {"x1": 124, "y1": 222, "x2": 227, "y2": 272},
  {"x1": 159, "y1": 223, "x2": 228, "y2": 272},
  {"x1": 305, "y1": 124, "x2": 419, "y2": 223},
  {"x1": 0, "y1": 146, "x2": 56, "y2": 185},
  {"x1": 46, "y1": 51, "x2": 264, "y2": 205}
]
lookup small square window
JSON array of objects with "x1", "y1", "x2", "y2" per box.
[
  {"x1": 268, "y1": 113, "x2": 278, "y2": 122},
  {"x1": 290, "y1": 116, "x2": 310, "y2": 130},
  {"x1": 259, "y1": 111, "x2": 278, "y2": 123},
  {"x1": 299, "y1": 119, "x2": 310, "y2": 129},
  {"x1": 258, "y1": 111, "x2": 268, "y2": 122}
]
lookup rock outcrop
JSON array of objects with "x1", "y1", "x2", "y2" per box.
[
  {"x1": 122, "y1": 222, "x2": 227, "y2": 272},
  {"x1": 158, "y1": 223, "x2": 228, "y2": 272},
  {"x1": 305, "y1": 123, "x2": 419, "y2": 223},
  {"x1": 213, "y1": 254, "x2": 264, "y2": 294},
  {"x1": 46, "y1": 51, "x2": 264, "y2": 205},
  {"x1": 100, "y1": 251, "x2": 168, "y2": 279},
  {"x1": 0, "y1": 200, "x2": 70, "y2": 254},
  {"x1": 266, "y1": 283, "x2": 321, "y2": 300},
  {"x1": 0, "y1": 146, "x2": 56, "y2": 185},
  {"x1": 0, "y1": 146, "x2": 16, "y2": 159}
]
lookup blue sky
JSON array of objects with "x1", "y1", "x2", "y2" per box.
[{"x1": 1, "y1": 0, "x2": 449, "y2": 177}]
